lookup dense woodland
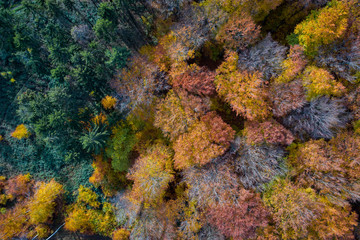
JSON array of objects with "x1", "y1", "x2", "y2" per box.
[{"x1": 0, "y1": 0, "x2": 360, "y2": 239}]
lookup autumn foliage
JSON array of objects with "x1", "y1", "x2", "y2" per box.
[
  {"x1": 263, "y1": 178, "x2": 357, "y2": 239},
  {"x1": 174, "y1": 111, "x2": 235, "y2": 170},
  {"x1": 206, "y1": 189, "x2": 269, "y2": 240},
  {"x1": 154, "y1": 89, "x2": 210, "y2": 140},
  {"x1": 215, "y1": 51, "x2": 271, "y2": 120},
  {"x1": 244, "y1": 120, "x2": 294, "y2": 145},
  {"x1": 127, "y1": 144, "x2": 174, "y2": 206},
  {"x1": 172, "y1": 64, "x2": 216, "y2": 96},
  {"x1": 288, "y1": 132, "x2": 360, "y2": 203},
  {"x1": 301, "y1": 66, "x2": 345, "y2": 100},
  {"x1": 101, "y1": 95, "x2": 117, "y2": 110},
  {"x1": 216, "y1": 13, "x2": 261, "y2": 51},
  {"x1": 65, "y1": 186, "x2": 116, "y2": 236},
  {"x1": 269, "y1": 79, "x2": 306, "y2": 117},
  {"x1": 276, "y1": 45, "x2": 307, "y2": 83},
  {"x1": 11, "y1": 124, "x2": 30, "y2": 139},
  {"x1": 294, "y1": 0, "x2": 350, "y2": 55}
]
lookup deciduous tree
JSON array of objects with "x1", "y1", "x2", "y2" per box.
[
  {"x1": 282, "y1": 96, "x2": 349, "y2": 140},
  {"x1": 301, "y1": 66, "x2": 345, "y2": 100},
  {"x1": 5, "y1": 173, "x2": 33, "y2": 201},
  {"x1": 294, "y1": 0, "x2": 350, "y2": 55},
  {"x1": 11, "y1": 124, "x2": 30, "y2": 139},
  {"x1": 127, "y1": 144, "x2": 174, "y2": 206},
  {"x1": 216, "y1": 12, "x2": 261, "y2": 51},
  {"x1": 172, "y1": 64, "x2": 216, "y2": 96},
  {"x1": 183, "y1": 159, "x2": 240, "y2": 207},
  {"x1": 173, "y1": 111, "x2": 235, "y2": 170},
  {"x1": 27, "y1": 179, "x2": 63, "y2": 226},
  {"x1": 105, "y1": 123, "x2": 137, "y2": 172},
  {"x1": 215, "y1": 51, "x2": 271, "y2": 120},
  {"x1": 243, "y1": 120, "x2": 294, "y2": 145},
  {"x1": 269, "y1": 79, "x2": 306, "y2": 117},
  {"x1": 233, "y1": 138, "x2": 287, "y2": 190},
  {"x1": 275, "y1": 45, "x2": 307, "y2": 83},
  {"x1": 288, "y1": 132, "x2": 360, "y2": 203},
  {"x1": 238, "y1": 34, "x2": 287, "y2": 80},
  {"x1": 263, "y1": 178, "x2": 357, "y2": 240},
  {"x1": 154, "y1": 89, "x2": 210, "y2": 140},
  {"x1": 206, "y1": 189, "x2": 269, "y2": 240}
]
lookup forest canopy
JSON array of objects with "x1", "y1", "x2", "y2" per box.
[{"x1": 1, "y1": 0, "x2": 360, "y2": 239}]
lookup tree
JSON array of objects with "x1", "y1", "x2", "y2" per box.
[
  {"x1": 111, "y1": 56, "x2": 159, "y2": 111},
  {"x1": 288, "y1": 132, "x2": 360, "y2": 203},
  {"x1": 275, "y1": 45, "x2": 307, "y2": 83},
  {"x1": 5, "y1": 173, "x2": 33, "y2": 201},
  {"x1": 164, "y1": 6, "x2": 210, "y2": 63},
  {"x1": 147, "y1": 0, "x2": 192, "y2": 19},
  {"x1": 183, "y1": 159, "x2": 240, "y2": 207},
  {"x1": 269, "y1": 79, "x2": 307, "y2": 117},
  {"x1": 113, "y1": 228, "x2": 130, "y2": 240},
  {"x1": 233, "y1": 138, "x2": 287, "y2": 190},
  {"x1": 216, "y1": 12, "x2": 261, "y2": 51},
  {"x1": 282, "y1": 96, "x2": 350, "y2": 140},
  {"x1": 71, "y1": 24, "x2": 94, "y2": 46},
  {"x1": 172, "y1": 64, "x2": 216, "y2": 96},
  {"x1": 129, "y1": 204, "x2": 177, "y2": 240},
  {"x1": 105, "y1": 123, "x2": 137, "y2": 172},
  {"x1": 198, "y1": 224, "x2": 225, "y2": 240},
  {"x1": 127, "y1": 144, "x2": 174, "y2": 206},
  {"x1": 206, "y1": 189, "x2": 269, "y2": 240},
  {"x1": 65, "y1": 186, "x2": 117, "y2": 236},
  {"x1": 238, "y1": 34, "x2": 287, "y2": 80},
  {"x1": 154, "y1": 89, "x2": 210, "y2": 140},
  {"x1": 89, "y1": 155, "x2": 125, "y2": 197},
  {"x1": 316, "y1": 35, "x2": 360, "y2": 83},
  {"x1": 11, "y1": 124, "x2": 30, "y2": 139},
  {"x1": 301, "y1": 66, "x2": 345, "y2": 100},
  {"x1": 215, "y1": 51, "x2": 271, "y2": 120},
  {"x1": 294, "y1": 0, "x2": 350, "y2": 56},
  {"x1": 173, "y1": 111, "x2": 235, "y2": 170},
  {"x1": 80, "y1": 123, "x2": 110, "y2": 154},
  {"x1": 27, "y1": 179, "x2": 63, "y2": 226},
  {"x1": 101, "y1": 95, "x2": 117, "y2": 110},
  {"x1": 243, "y1": 120, "x2": 294, "y2": 145},
  {"x1": 263, "y1": 178, "x2": 357, "y2": 240},
  {"x1": 0, "y1": 202, "x2": 29, "y2": 240}
]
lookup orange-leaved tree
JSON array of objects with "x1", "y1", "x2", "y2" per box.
[
  {"x1": 206, "y1": 189, "x2": 269, "y2": 240},
  {"x1": 154, "y1": 89, "x2": 210, "y2": 140},
  {"x1": 172, "y1": 64, "x2": 216, "y2": 96},
  {"x1": 173, "y1": 111, "x2": 235, "y2": 170},
  {"x1": 243, "y1": 120, "x2": 294, "y2": 145},
  {"x1": 288, "y1": 132, "x2": 360, "y2": 203},
  {"x1": 216, "y1": 12, "x2": 261, "y2": 51}
]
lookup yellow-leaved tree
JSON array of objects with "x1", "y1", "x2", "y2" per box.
[
  {"x1": 11, "y1": 124, "x2": 30, "y2": 139},
  {"x1": 294, "y1": 0, "x2": 350, "y2": 56},
  {"x1": 101, "y1": 95, "x2": 117, "y2": 110},
  {"x1": 215, "y1": 51, "x2": 271, "y2": 121}
]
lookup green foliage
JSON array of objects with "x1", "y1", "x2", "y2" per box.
[
  {"x1": 106, "y1": 123, "x2": 137, "y2": 172},
  {"x1": 80, "y1": 124, "x2": 110, "y2": 155}
]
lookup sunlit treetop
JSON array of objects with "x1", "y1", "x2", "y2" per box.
[
  {"x1": 101, "y1": 95, "x2": 117, "y2": 110},
  {"x1": 294, "y1": 0, "x2": 350, "y2": 56},
  {"x1": 11, "y1": 124, "x2": 30, "y2": 139}
]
